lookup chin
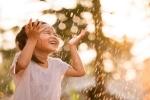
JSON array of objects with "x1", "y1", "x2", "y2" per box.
[{"x1": 51, "y1": 48, "x2": 58, "y2": 52}]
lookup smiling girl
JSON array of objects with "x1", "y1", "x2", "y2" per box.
[{"x1": 10, "y1": 19, "x2": 86, "y2": 100}]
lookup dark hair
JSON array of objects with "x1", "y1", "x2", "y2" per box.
[{"x1": 15, "y1": 22, "x2": 47, "y2": 64}]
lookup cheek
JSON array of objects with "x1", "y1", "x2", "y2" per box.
[
  {"x1": 37, "y1": 38, "x2": 47, "y2": 46},
  {"x1": 36, "y1": 40, "x2": 42, "y2": 48},
  {"x1": 57, "y1": 39, "x2": 60, "y2": 46},
  {"x1": 58, "y1": 39, "x2": 60, "y2": 44}
]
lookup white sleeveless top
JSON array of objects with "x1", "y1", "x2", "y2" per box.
[{"x1": 10, "y1": 52, "x2": 69, "y2": 100}]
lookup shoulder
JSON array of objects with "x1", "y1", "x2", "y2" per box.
[
  {"x1": 13, "y1": 51, "x2": 21, "y2": 59},
  {"x1": 14, "y1": 51, "x2": 21, "y2": 57},
  {"x1": 16, "y1": 51, "x2": 21, "y2": 55}
]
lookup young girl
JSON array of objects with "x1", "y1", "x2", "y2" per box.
[{"x1": 10, "y1": 19, "x2": 86, "y2": 100}]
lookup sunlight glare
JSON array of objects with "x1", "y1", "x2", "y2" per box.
[
  {"x1": 58, "y1": 23, "x2": 66, "y2": 30},
  {"x1": 125, "y1": 69, "x2": 136, "y2": 81},
  {"x1": 62, "y1": 0, "x2": 77, "y2": 9},
  {"x1": 50, "y1": 0, "x2": 77, "y2": 10},
  {"x1": 102, "y1": 26, "x2": 124, "y2": 42},
  {"x1": 78, "y1": 43, "x2": 88, "y2": 51},
  {"x1": 73, "y1": 16, "x2": 80, "y2": 23},
  {"x1": 79, "y1": 49, "x2": 97, "y2": 65},
  {"x1": 80, "y1": 0, "x2": 93, "y2": 8},
  {"x1": 122, "y1": 61, "x2": 132, "y2": 70},
  {"x1": 131, "y1": 36, "x2": 150, "y2": 56},
  {"x1": 88, "y1": 33, "x2": 95, "y2": 41},
  {"x1": 71, "y1": 26, "x2": 78, "y2": 33},
  {"x1": 101, "y1": 0, "x2": 150, "y2": 42},
  {"x1": 57, "y1": 13, "x2": 67, "y2": 21},
  {"x1": 2, "y1": 31, "x2": 16, "y2": 50},
  {"x1": 103, "y1": 59, "x2": 115, "y2": 73},
  {"x1": 0, "y1": 0, "x2": 55, "y2": 30},
  {"x1": 112, "y1": 72, "x2": 121, "y2": 80},
  {"x1": 40, "y1": 14, "x2": 57, "y2": 25},
  {"x1": 80, "y1": 12, "x2": 93, "y2": 20},
  {"x1": 100, "y1": 0, "x2": 130, "y2": 12},
  {"x1": 86, "y1": 24, "x2": 95, "y2": 33},
  {"x1": 0, "y1": 19, "x2": 20, "y2": 30},
  {"x1": 103, "y1": 51, "x2": 112, "y2": 59}
]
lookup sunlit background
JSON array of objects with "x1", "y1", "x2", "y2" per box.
[{"x1": 1, "y1": 0, "x2": 150, "y2": 100}]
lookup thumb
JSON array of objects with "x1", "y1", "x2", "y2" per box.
[{"x1": 72, "y1": 34, "x2": 77, "y2": 38}]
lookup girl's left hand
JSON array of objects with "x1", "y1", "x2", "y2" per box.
[{"x1": 68, "y1": 29, "x2": 87, "y2": 46}]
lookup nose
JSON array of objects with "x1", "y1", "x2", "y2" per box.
[{"x1": 50, "y1": 34, "x2": 57, "y2": 39}]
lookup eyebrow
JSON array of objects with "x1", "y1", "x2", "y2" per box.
[
  {"x1": 44, "y1": 31, "x2": 50, "y2": 32},
  {"x1": 44, "y1": 31, "x2": 57, "y2": 35}
]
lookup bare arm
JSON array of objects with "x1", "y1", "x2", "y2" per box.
[
  {"x1": 15, "y1": 19, "x2": 46, "y2": 73},
  {"x1": 15, "y1": 39, "x2": 37, "y2": 73},
  {"x1": 65, "y1": 29, "x2": 87, "y2": 77}
]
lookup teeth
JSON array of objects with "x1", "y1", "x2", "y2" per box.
[{"x1": 50, "y1": 41, "x2": 56, "y2": 44}]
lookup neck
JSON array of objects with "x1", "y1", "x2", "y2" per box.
[
  {"x1": 33, "y1": 52, "x2": 49, "y2": 64},
  {"x1": 38, "y1": 60, "x2": 48, "y2": 68}
]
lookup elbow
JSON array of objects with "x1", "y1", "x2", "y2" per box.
[
  {"x1": 16, "y1": 62, "x2": 28, "y2": 70},
  {"x1": 18, "y1": 66, "x2": 27, "y2": 70},
  {"x1": 81, "y1": 71, "x2": 86, "y2": 76},
  {"x1": 78, "y1": 71, "x2": 85, "y2": 77}
]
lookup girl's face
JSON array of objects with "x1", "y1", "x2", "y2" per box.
[{"x1": 35, "y1": 24, "x2": 60, "y2": 53}]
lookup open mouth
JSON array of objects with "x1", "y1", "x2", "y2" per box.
[{"x1": 50, "y1": 41, "x2": 57, "y2": 45}]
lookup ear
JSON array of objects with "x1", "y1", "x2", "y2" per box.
[{"x1": 26, "y1": 38, "x2": 28, "y2": 42}]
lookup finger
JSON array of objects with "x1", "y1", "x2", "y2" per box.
[
  {"x1": 78, "y1": 29, "x2": 87, "y2": 39},
  {"x1": 37, "y1": 21, "x2": 42, "y2": 30},
  {"x1": 29, "y1": 18, "x2": 32, "y2": 29},
  {"x1": 33, "y1": 19, "x2": 39, "y2": 29},
  {"x1": 25, "y1": 25, "x2": 29, "y2": 33},
  {"x1": 81, "y1": 28, "x2": 87, "y2": 35},
  {"x1": 39, "y1": 26, "x2": 47, "y2": 33}
]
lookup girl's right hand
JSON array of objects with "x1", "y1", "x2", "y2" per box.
[{"x1": 25, "y1": 19, "x2": 47, "y2": 40}]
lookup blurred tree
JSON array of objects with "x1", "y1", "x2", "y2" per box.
[{"x1": 81, "y1": 0, "x2": 132, "y2": 99}]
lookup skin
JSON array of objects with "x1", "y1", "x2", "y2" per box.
[{"x1": 15, "y1": 18, "x2": 86, "y2": 77}]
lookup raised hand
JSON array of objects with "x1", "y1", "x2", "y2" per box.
[
  {"x1": 25, "y1": 19, "x2": 47, "y2": 40},
  {"x1": 68, "y1": 29, "x2": 87, "y2": 46}
]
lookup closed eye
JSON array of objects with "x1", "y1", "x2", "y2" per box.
[
  {"x1": 44, "y1": 31, "x2": 50, "y2": 34},
  {"x1": 44, "y1": 32, "x2": 58, "y2": 37},
  {"x1": 54, "y1": 34, "x2": 58, "y2": 37}
]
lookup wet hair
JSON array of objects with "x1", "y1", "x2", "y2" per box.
[{"x1": 15, "y1": 21, "x2": 47, "y2": 64}]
